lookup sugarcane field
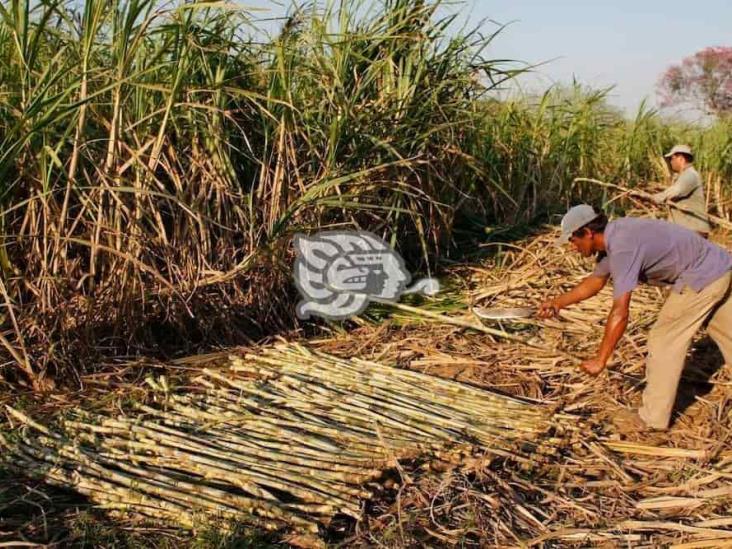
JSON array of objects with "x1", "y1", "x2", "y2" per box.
[{"x1": 3, "y1": 0, "x2": 732, "y2": 547}]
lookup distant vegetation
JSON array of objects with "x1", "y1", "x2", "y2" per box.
[
  {"x1": 0, "y1": 0, "x2": 730, "y2": 387},
  {"x1": 658, "y1": 46, "x2": 732, "y2": 117}
]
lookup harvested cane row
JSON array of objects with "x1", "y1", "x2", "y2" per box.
[{"x1": 0, "y1": 343, "x2": 579, "y2": 537}]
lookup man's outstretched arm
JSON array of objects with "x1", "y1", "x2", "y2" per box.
[
  {"x1": 537, "y1": 274, "x2": 609, "y2": 318},
  {"x1": 652, "y1": 171, "x2": 698, "y2": 203},
  {"x1": 581, "y1": 290, "x2": 631, "y2": 375}
]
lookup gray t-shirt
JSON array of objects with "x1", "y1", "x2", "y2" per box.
[
  {"x1": 593, "y1": 217, "x2": 732, "y2": 299},
  {"x1": 660, "y1": 166, "x2": 711, "y2": 234}
]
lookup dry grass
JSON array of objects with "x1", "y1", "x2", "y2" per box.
[{"x1": 313, "y1": 223, "x2": 732, "y2": 547}]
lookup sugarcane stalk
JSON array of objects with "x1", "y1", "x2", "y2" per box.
[
  {"x1": 316, "y1": 351, "x2": 545, "y2": 410},
  {"x1": 102, "y1": 417, "x2": 375, "y2": 486},
  {"x1": 136, "y1": 404, "x2": 384, "y2": 466},
  {"x1": 90, "y1": 427, "x2": 366, "y2": 512},
  {"x1": 272, "y1": 371, "x2": 550, "y2": 437},
  {"x1": 177, "y1": 400, "x2": 375, "y2": 456},
  {"x1": 244, "y1": 350, "x2": 546, "y2": 413},
  {"x1": 26, "y1": 436, "x2": 322, "y2": 529},
  {"x1": 258, "y1": 370, "x2": 547, "y2": 444},
  {"x1": 135, "y1": 416, "x2": 383, "y2": 478},
  {"x1": 10, "y1": 452, "x2": 199, "y2": 529}
]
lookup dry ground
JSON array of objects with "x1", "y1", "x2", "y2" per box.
[
  {"x1": 3, "y1": 225, "x2": 732, "y2": 548},
  {"x1": 316, "y1": 226, "x2": 732, "y2": 547}
]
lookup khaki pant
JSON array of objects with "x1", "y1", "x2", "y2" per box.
[{"x1": 639, "y1": 271, "x2": 732, "y2": 429}]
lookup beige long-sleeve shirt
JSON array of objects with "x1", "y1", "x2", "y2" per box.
[{"x1": 656, "y1": 166, "x2": 711, "y2": 234}]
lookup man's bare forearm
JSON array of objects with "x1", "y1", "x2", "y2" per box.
[
  {"x1": 580, "y1": 293, "x2": 631, "y2": 376},
  {"x1": 538, "y1": 274, "x2": 608, "y2": 318},
  {"x1": 596, "y1": 304, "x2": 629, "y2": 365},
  {"x1": 555, "y1": 275, "x2": 607, "y2": 308}
]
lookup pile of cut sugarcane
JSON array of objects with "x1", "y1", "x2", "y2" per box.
[{"x1": 1, "y1": 343, "x2": 575, "y2": 535}]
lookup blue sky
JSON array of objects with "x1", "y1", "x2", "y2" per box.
[
  {"x1": 243, "y1": 0, "x2": 731, "y2": 117},
  {"x1": 467, "y1": 0, "x2": 731, "y2": 116}
]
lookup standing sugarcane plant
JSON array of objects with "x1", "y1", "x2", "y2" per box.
[{"x1": 0, "y1": 0, "x2": 525, "y2": 387}]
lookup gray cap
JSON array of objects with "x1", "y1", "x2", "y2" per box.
[
  {"x1": 664, "y1": 144, "x2": 693, "y2": 159},
  {"x1": 557, "y1": 204, "x2": 600, "y2": 244}
]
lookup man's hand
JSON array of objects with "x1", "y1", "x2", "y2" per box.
[
  {"x1": 651, "y1": 192, "x2": 666, "y2": 204},
  {"x1": 537, "y1": 299, "x2": 561, "y2": 318},
  {"x1": 580, "y1": 357, "x2": 606, "y2": 376}
]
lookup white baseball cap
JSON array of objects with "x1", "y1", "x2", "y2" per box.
[
  {"x1": 664, "y1": 144, "x2": 693, "y2": 159},
  {"x1": 557, "y1": 204, "x2": 600, "y2": 244}
]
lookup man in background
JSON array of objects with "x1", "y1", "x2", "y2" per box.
[{"x1": 652, "y1": 144, "x2": 711, "y2": 237}]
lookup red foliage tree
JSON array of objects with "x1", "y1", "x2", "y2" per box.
[{"x1": 657, "y1": 46, "x2": 732, "y2": 116}]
